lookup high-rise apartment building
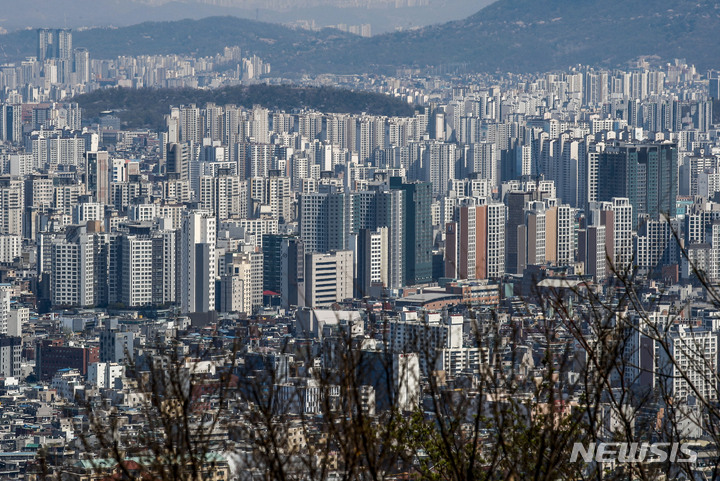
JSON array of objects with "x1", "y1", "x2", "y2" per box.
[
  {"x1": 445, "y1": 201, "x2": 506, "y2": 280},
  {"x1": 505, "y1": 190, "x2": 533, "y2": 275},
  {"x1": 390, "y1": 177, "x2": 433, "y2": 286},
  {"x1": 120, "y1": 235, "x2": 154, "y2": 308},
  {"x1": 246, "y1": 143, "x2": 272, "y2": 179},
  {"x1": 56, "y1": 29, "x2": 73, "y2": 60},
  {"x1": 634, "y1": 215, "x2": 672, "y2": 273},
  {"x1": 51, "y1": 231, "x2": 96, "y2": 308},
  {"x1": 590, "y1": 198, "x2": 633, "y2": 272},
  {"x1": 659, "y1": 326, "x2": 717, "y2": 402},
  {"x1": 166, "y1": 143, "x2": 189, "y2": 180},
  {"x1": 578, "y1": 223, "x2": 607, "y2": 281},
  {"x1": 424, "y1": 141, "x2": 457, "y2": 197},
  {"x1": 0, "y1": 285, "x2": 10, "y2": 336},
  {"x1": 299, "y1": 190, "x2": 349, "y2": 254},
  {"x1": 199, "y1": 174, "x2": 247, "y2": 224},
  {"x1": 468, "y1": 142, "x2": 499, "y2": 189},
  {"x1": 251, "y1": 106, "x2": 270, "y2": 144},
  {"x1": 356, "y1": 227, "x2": 388, "y2": 298},
  {"x1": 180, "y1": 210, "x2": 216, "y2": 315},
  {"x1": 37, "y1": 28, "x2": 54, "y2": 61},
  {"x1": 37, "y1": 28, "x2": 72, "y2": 61},
  {"x1": 0, "y1": 177, "x2": 23, "y2": 237},
  {"x1": 247, "y1": 172, "x2": 291, "y2": 221},
  {"x1": 179, "y1": 105, "x2": 201, "y2": 143},
  {"x1": 152, "y1": 227, "x2": 178, "y2": 306},
  {"x1": 597, "y1": 141, "x2": 677, "y2": 228},
  {"x1": 375, "y1": 189, "x2": 405, "y2": 290},
  {"x1": 85, "y1": 151, "x2": 110, "y2": 205},
  {"x1": 544, "y1": 199, "x2": 575, "y2": 267},
  {"x1": 525, "y1": 201, "x2": 546, "y2": 267},
  {"x1": 73, "y1": 48, "x2": 90, "y2": 83},
  {"x1": 219, "y1": 250, "x2": 263, "y2": 314},
  {"x1": 266, "y1": 172, "x2": 292, "y2": 222}
]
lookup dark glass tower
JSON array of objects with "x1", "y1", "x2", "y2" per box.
[
  {"x1": 262, "y1": 234, "x2": 284, "y2": 295},
  {"x1": 262, "y1": 234, "x2": 304, "y2": 308},
  {"x1": 390, "y1": 177, "x2": 433, "y2": 286},
  {"x1": 597, "y1": 141, "x2": 678, "y2": 228}
]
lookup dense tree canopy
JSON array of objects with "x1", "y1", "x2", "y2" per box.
[{"x1": 73, "y1": 85, "x2": 415, "y2": 130}]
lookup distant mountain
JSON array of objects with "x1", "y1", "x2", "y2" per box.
[
  {"x1": 73, "y1": 85, "x2": 415, "y2": 130},
  {"x1": 3, "y1": 0, "x2": 720, "y2": 75},
  {"x1": 0, "y1": 16, "x2": 355, "y2": 64},
  {"x1": 293, "y1": 0, "x2": 720, "y2": 74}
]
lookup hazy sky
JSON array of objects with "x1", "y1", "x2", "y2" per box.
[{"x1": 0, "y1": 0, "x2": 494, "y2": 34}]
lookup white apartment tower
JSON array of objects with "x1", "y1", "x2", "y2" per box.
[
  {"x1": 0, "y1": 235, "x2": 20, "y2": 263},
  {"x1": 246, "y1": 143, "x2": 272, "y2": 179},
  {"x1": 251, "y1": 106, "x2": 270, "y2": 144},
  {"x1": 154, "y1": 227, "x2": 178, "y2": 306},
  {"x1": 50, "y1": 233, "x2": 95, "y2": 307},
  {"x1": 199, "y1": 175, "x2": 247, "y2": 223},
  {"x1": 610, "y1": 198, "x2": 634, "y2": 271},
  {"x1": 0, "y1": 285, "x2": 10, "y2": 335},
  {"x1": 525, "y1": 201, "x2": 547, "y2": 266},
  {"x1": 220, "y1": 250, "x2": 263, "y2": 314},
  {"x1": 179, "y1": 105, "x2": 201, "y2": 143},
  {"x1": 659, "y1": 326, "x2": 718, "y2": 402},
  {"x1": 469, "y1": 142, "x2": 499, "y2": 189},
  {"x1": 121, "y1": 235, "x2": 154, "y2": 307},
  {"x1": 426, "y1": 142, "x2": 456, "y2": 197},
  {"x1": 635, "y1": 215, "x2": 671, "y2": 273},
  {"x1": 485, "y1": 202, "x2": 507, "y2": 278},
  {"x1": 0, "y1": 178, "x2": 23, "y2": 236},
  {"x1": 267, "y1": 174, "x2": 292, "y2": 222}
]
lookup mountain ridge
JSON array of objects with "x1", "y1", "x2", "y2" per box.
[{"x1": 2, "y1": 0, "x2": 719, "y2": 75}]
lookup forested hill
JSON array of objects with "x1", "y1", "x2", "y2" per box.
[{"x1": 73, "y1": 85, "x2": 415, "y2": 130}]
